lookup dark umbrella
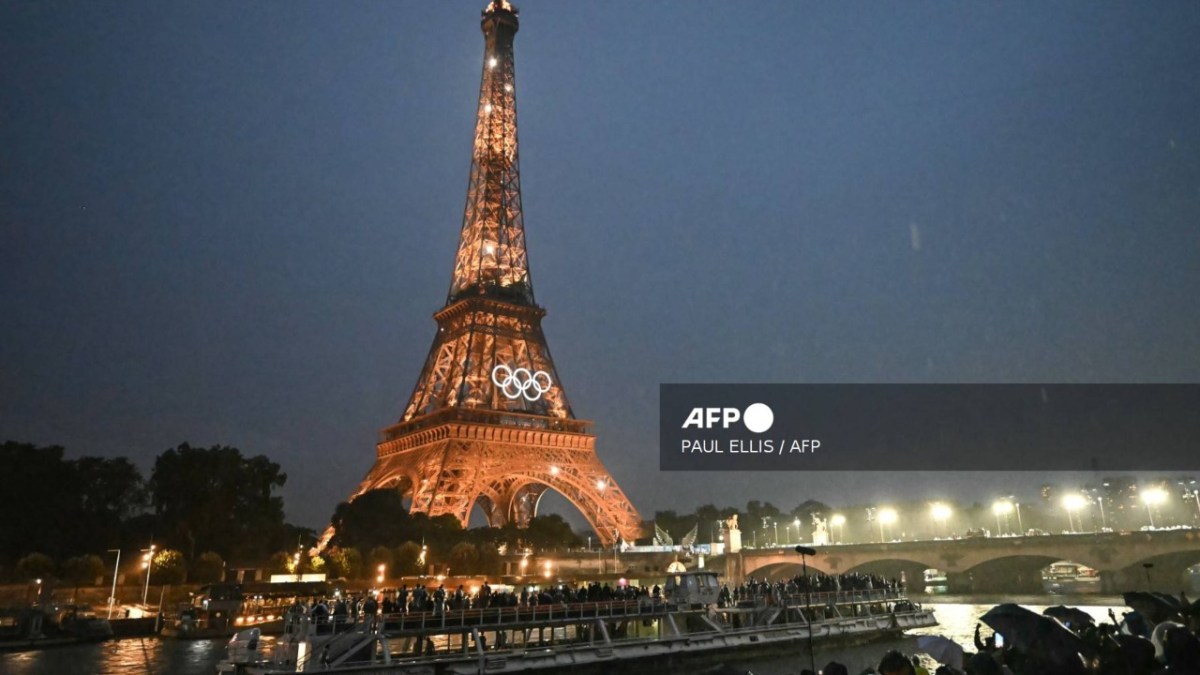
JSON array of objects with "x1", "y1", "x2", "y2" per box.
[
  {"x1": 1122, "y1": 592, "x2": 1185, "y2": 625},
  {"x1": 981, "y1": 603, "x2": 1095, "y2": 661},
  {"x1": 1042, "y1": 605, "x2": 1096, "y2": 632}
]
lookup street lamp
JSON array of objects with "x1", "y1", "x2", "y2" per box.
[
  {"x1": 792, "y1": 517, "x2": 801, "y2": 545},
  {"x1": 930, "y1": 503, "x2": 952, "y2": 539},
  {"x1": 878, "y1": 508, "x2": 897, "y2": 543},
  {"x1": 992, "y1": 500, "x2": 1014, "y2": 536},
  {"x1": 1062, "y1": 494, "x2": 1086, "y2": 533},
  {"x1": 141, "y1": 544, "x2": 156, "y2": 606},
  {"x1": 376, "y1": 564, "x2": 386, "y2": 585},
  {"x1": 1141, "y1": 487, "x2": 1168, "y2": 529},
  {"x1": 831, "y1": 514, "x2": 846, "y2": 544},
  {"x1": 106, "y1": 549, "x2": 121, "y2": 620}
]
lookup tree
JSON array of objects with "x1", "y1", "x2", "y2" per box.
[
  {"x1": 15, "y1": 553, "x2": 55, "y2": 581},
  {"x1": 449, "y1": 543, "x2": 481, "y2": 574},
  {"x1": 150, "y1": 549, "x2": 187, "y2": 584},
  {"x1": 266, "y1": 552, "x2": 292, "y2": 575},
  {"x1": 1, "y1": 443, "x2": 76, "y2": 561},
  {"x1": 0, "y1": 443, "x2": 150, "y2": 563},
  {"x1": 522, "y1": 515, "x2": 582, "y2": 551},
  {"x1": 329, "y1": 489, "x2": 464, "y2": 553},
  {"x1": 393, "y1": 542, "x2": 422, "y2": 577},
  {"x1": 192, "y1": 552, "x2": 225, "y2": 583},
  {"x1": 62, "y1": 554, "x2": 105, "y2": 601},
  {"x1": 150, "y1": 443, "x2": 288, "y2": 560},
  {"x1": 322, "y1": 548, "x2": 362, "y2": 580},
  {"x1": 368, "y1": 546, "x2": 393, "y2": 578},
  {"x1": 71, "y1": 456, "x2": 146, "y2": 554},
  {"x1": 61, "y1": 555, "x2": 104, "y2": 587},
  {"x1": 329, "y1": 489, "x2": 411, "y2": 551}
]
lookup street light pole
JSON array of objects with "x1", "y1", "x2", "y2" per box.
[
  {"x1": 141, "y1": 544, "x2": 156, "y2": 606},
  {"x1": 107, "y1": 549, "x2": 121, "y2": 620},
  {"x1": 1014, "y1": 502, "x2": 1024, "y2": 535}
]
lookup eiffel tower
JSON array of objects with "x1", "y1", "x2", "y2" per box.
[{"x1": 334, "y1": 1, "x2": 641, "y2": 547}]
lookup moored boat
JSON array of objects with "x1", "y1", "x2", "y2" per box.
[
  {"x1": 216, "y1": 571, "x2": 937, "y2": 674},
  {"x1": 164, "y1": 581, "x2": 332, "y2": 639}
]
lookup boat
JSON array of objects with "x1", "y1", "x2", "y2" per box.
[
  {"x1": 215, "y1": 571, "x2": 937, "y2": 674},
  {"x1": 922, "y1": 569, "x2": 948, "y2": 587},
  {"x1": 1041, "y1": 562, "x2": 1102, "y2": 594},
  {"x1": 0, "y1": 605, "x2": 113, "y2": 653},
  {"x1": 164, "y1": 581, "x2": 333, "y2": 639}
]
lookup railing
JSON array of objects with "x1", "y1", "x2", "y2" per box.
[
  {"x1": 733, "y1": 587, "x2": 903, "y2": 607},
  {"x1": 381, "y1": 406, "x2": 591, "y2": 441},
  {"x1": 377, "y1": 598, "x2": 665, "y2": 633}
]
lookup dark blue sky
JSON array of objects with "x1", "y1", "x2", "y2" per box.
[{"x1": 3, "y1": 2, "x2": 1199, "y2": 530}]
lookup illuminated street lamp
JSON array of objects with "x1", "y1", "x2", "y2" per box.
[
  {"x1": 1141, "y1": 487, "x2": 1168, "y2": 529},
  {"x1": 930, "y1": 503, "x2": 952, "y2": 538},
  {"x1": 878, "y1": 508, "x2": 898, "y2": 543},
  {"x1": 376, "y1": 563, "x2": 386, "y2": 585},
  {"x1": 792, "y1": 517, "x2": 801, "y2": 545},
  {"x1": 992, "y1": 500, "x2": 1014, "y2": 536},
  {"x1": 141, "y1": 544, "x2": 156, "y2": 605},
  {"x1": 1008, "y1": 497, "x2": 1025, "y2": 535},
  {"x1": 1062, "y1": 494, "x2": 1087, "y2": 533},
  {"x1": 543, "y1": 559, "x2": 553, "y2": 579},
  {"x1": 830, "y1": 514, "x2": 846, "y2": 544}
]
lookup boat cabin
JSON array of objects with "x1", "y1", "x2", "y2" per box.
[{"x1": 663, "y1": 570, "x2": 721, "y2": 607}]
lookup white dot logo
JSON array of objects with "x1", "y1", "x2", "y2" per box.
[{"x1": 743, "y1": 403, "x2": 774, "y2": 433}]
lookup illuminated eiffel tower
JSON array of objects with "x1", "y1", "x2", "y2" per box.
[{"x1": 331, "y1": 1, "x2": 640, "y2": 547}]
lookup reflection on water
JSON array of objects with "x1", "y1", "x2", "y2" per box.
[
  {"x1": 0, "y1": 597, "x2": 1124, "y2": 675},
  {"x1": 0, "y1": 636, "x2": 275, "y2": 675},
  {"x1": 909, "y1": 596, "x2": 1124, "y2": 659}
]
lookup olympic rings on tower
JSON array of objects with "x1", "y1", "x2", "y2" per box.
[{"x1": 491, "y1": 364, "x2": 553, "y2": 402}]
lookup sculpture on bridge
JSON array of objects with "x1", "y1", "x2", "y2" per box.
[
  {"x1": 811, "y1": 514, "x2": 830, "y2": 546},
  {"x1": 724, "y1": 514, "x2": 742, "y2": 554}
]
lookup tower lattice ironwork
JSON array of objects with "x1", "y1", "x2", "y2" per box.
[{"x1": 332, "y1": 1, "x2": 641, "y2": 547}]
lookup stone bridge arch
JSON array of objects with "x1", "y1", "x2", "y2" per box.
[
  {"x1": 752, "y1": 560, "x2": 834, "y2": 582},
  {"x1": 844, "y1": 558, "x2": 938, "y2": 588},
  {"x1": 1107, "y1": 548, "x2": 1200, "y2": 593},
  {"x1": 960, "y1": 554, "x2": 1066, "y2": 593}
]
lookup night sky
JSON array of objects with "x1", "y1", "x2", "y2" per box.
[{"x1": 3, "y1": 2, "x2": 1199, "y2": 531}]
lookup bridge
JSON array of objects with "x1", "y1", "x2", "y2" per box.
[{"x1": 725, "y1": 529, "x2": 1200, "y2": 593}]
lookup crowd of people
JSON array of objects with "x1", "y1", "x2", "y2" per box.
[
  {"x1": 800, "y1": 601, "x2": 1200, "y2": 675},
  {"x1": 721, "y1": 572, "x2": 904, "y2": 606},
  {"x1": 287, "y1": 580, "x2": 659, "y2": 631}
]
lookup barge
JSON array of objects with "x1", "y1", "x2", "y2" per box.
[{"x1": 217, "y1": 572, "x2": 937, "y2": 674}]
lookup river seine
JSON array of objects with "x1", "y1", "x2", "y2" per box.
[{"x1": 0, "y1": 596, "x2": 1124, "y2": 675}]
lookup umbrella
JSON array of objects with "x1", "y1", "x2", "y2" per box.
[
  {"x1": 1122, "y1": 592, "x2": 1185, "y2": 626},
  {"x1": 1042, "y1": 605, "x2": 1095, "y2": 632},
  {"x1": 981, "y1": 603, "x2": 1095, "y2": 661},
  {"x1": 916, "y1": 635, "x2": 965, "y2": 668}
]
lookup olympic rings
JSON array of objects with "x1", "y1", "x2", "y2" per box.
[{"x1": 491, "y1": 364, "x2": 553, "y2": 402}]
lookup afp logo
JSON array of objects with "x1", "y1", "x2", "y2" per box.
[{"x1": 681, "y1": 403, "x2": 774, "y2": 434}]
